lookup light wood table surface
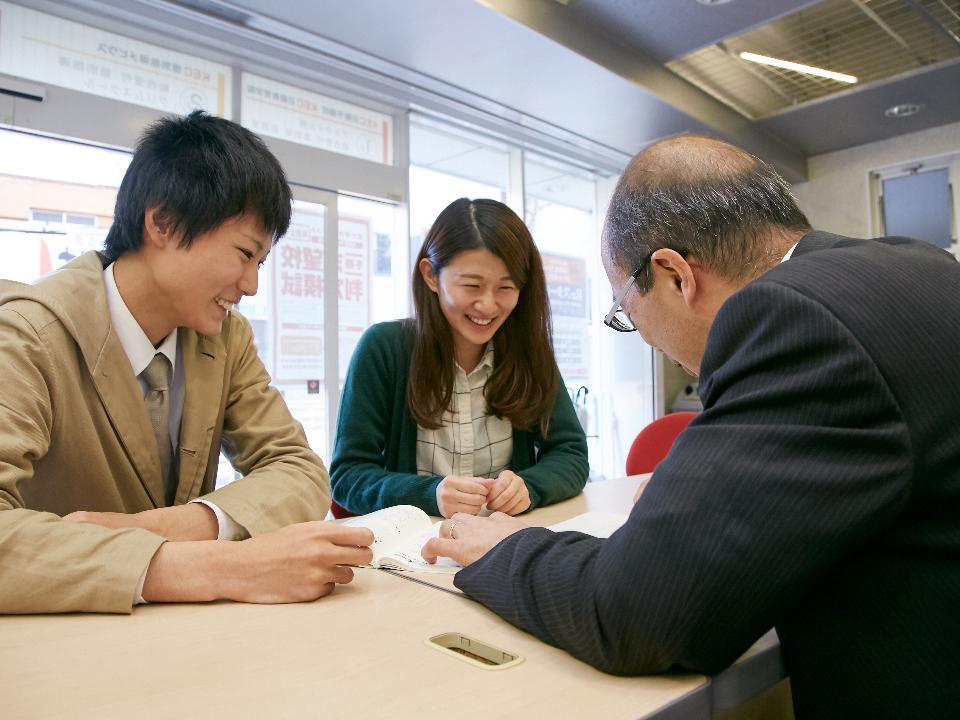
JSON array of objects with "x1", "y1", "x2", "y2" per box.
[
  {"x1": 0, "y1": 481, "x2": 709, "y2": 720},
  {"x1": 394, "y1": 475, "x2": 788, "y2": 718}
]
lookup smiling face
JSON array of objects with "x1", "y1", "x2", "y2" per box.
[
  {"x1": 420, "y1": 248, "x2": 520, "y2": 371},
  {"x1": 136, "y1": 212, "x2": 271, "y2": 341}
]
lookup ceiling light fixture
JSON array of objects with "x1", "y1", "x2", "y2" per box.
[
  {"x1": 884, "y1": 103, "x2": 923, "y2": 118},
  {"x1": 739, "y1": 51, "x2": 858, "y2": 84}
]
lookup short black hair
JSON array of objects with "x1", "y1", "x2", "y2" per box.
[
  {"x1": 104, "y1": 110, "x2": 291, "y2": 261},
  {"x1": 604, "y1": 134, "x2": 810, "y2": 291}
]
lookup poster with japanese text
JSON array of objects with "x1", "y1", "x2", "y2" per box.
[
  {"x1": 542, "y1": 252, "x2": 589, "y2": 379},
  {"x1": 242, "y1": 72, "x2": 392, "y2": 164},
  {"x1": 0, "y1": 1, "x2": 230, "y2": 116},
  {"x1": 273, "y1": 205, "x2": 325, "y2": 382}
]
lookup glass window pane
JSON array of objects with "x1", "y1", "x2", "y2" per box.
[
  {"x1": 337, "y1": 195, "x2": 408, "y2": 378},
  {"x1": 525, "y1": 154, "x2": 654, "y2": 480},
  {"x1": 0, "y1": 129, "x2": 126, "y2": 284},
  {"x1": 233, "y1": 199, "x2": 329, "y2": 486},
  {"x1": 410, "y1": 119, "x2": 509, "y2": 252}
]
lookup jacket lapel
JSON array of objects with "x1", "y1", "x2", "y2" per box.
[
  {"x1": 176, "y1": 331, "x2": 225, "y2": 503},
  {"x1": 89, "y1": 335, "x2": 167, "y2": 507},
  {"x1": 50, "y1": 253, "x2": 168, "y2": 508}
]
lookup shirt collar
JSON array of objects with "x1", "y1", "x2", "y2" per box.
[
  {"x1": 476, "y1": 342, "x2": 495, "y2": 372},
  {"x1": 781, "y1": 242, "x2": 799, "y2": 263},
  {"x1": 103, "y1": 262, "x2": 178, "y2": 377}
]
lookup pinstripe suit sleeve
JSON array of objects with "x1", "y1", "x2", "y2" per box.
[{"x1": 454, "y1": 280, "x2": 913, "y2": 675}]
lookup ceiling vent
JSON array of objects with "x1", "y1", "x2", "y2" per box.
[{"x1": 667, "y1": 0, "x2": 960, "y2": 119}]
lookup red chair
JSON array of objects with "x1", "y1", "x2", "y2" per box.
[
  {"x1": 330, "y1": 500, "x2": 356, "y2": 519},
  {"x1": 625, "y1": 411, "x2": 697, "y2": 476}
]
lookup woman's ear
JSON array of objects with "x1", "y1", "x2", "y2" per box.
[{"x1": 419, "y1": 258, "x2": 439, "y2": 293}]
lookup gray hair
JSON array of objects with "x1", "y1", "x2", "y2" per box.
[{"x1": 603, "y1": 135, "x2": 810, "y2": 291}]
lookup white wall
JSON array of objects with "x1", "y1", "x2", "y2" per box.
[{"x1": 791, "y1": 121, "x2": 960, "y2": 240}]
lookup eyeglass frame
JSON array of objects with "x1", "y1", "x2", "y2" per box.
[{"x1": 603, "y1": 252, "x2": 653, "y2": 332}]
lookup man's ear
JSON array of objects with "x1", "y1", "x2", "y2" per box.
[
  {"x1": 650, "y1": 249, "x2": 698, "y2": 307},
  {"x1": 143, "y1": 207, "x2": 173, "y2": 249},
  {"x1": 419, "y1": 258, "x2": 439, "y2": 293}
]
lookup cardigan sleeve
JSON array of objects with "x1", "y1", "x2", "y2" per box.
[
  {"x1": 329, "y1": 323, "x2": 443, "y2": 515},
  {"x1": 517, "y1": 381, "x2": 589, "y2": 509}
]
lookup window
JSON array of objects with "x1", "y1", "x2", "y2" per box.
[
  {"x1": 524, "y1": 154, "x2": 606, "y2": 476},
  {"x1": 30, "y1": 209, "x2": 97, "y2": 226},
  {"x1": 0, "y1": 129, "x2": 127, "y2": 284},
  {"x1": 410, "y1": 118, "x2": 510, "y2": 258}
]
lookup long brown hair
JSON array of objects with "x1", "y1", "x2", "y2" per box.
[{"x1": 408, "y1": 198, "x2": 558, "y2": 435}]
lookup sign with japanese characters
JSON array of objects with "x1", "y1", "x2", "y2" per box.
[
  {"x1": 0, "y1": 2, "x2": 231, "y2": 116},
  {"x1": 542, "y1": 252, "x2": 589, "y2": 379},
  {"x1": 241, "y1": 72, "x2": 393, "y2": 164},
  {"x1": 542, "y1": 252, "x2": 588, "y2": 318},
  {"x1": 337, "y1": 214, "x2": 370, "y2": 378},
  {"x1": 273, "y1": 204, "x2": 325, "y2": 383}
]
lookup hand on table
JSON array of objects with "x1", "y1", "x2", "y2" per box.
[
  {"x1": 436, "y1": 475, "x2": 492, "y2": 517},
  {"x1": 421, "y1": 512, "x2": 528, "y2": 567},
  {"x1": 485, "y1": 469, "x2": 531, "y2": 515},
  {"x1": 632, "y1": 476, "x2": 651, "y2": 503},
  {"x1": 142, "y1": 521, "x2": 375, "y2": 604}
]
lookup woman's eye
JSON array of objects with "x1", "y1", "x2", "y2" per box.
[{"x1": 239, "y1": 248, "x2": 254, "y2": 260}]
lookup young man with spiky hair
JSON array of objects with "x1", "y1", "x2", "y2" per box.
[{"x1": 0, "y1": 111, "x2": 372, "y2": 613}]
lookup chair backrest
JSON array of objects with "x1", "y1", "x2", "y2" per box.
[
  {"x1": 625, "y1": 411, "x2": 698, "y2": 476},
  {"x1": 330, "y1": 500, "x2": 356, "y2": 519}
]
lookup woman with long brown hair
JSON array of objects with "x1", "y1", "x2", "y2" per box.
[{"x1": 330, "y1": 197, "x2": 588, "y2": 518}]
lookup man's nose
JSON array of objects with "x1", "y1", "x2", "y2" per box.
[{"x1": 239, "y1": 262, "x2": 259, "y2": 297}]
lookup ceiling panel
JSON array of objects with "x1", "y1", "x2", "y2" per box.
[
  {"x1": 559, "y1": 0, "x2": 820, "y2": 62},
  {"x1": 667, "y1": 0, "x2": 960, "y2": 119}
]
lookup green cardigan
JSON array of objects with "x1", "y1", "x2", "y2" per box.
[{"x1": 330, "y1": 320, "x2": 589, "y2": 516}]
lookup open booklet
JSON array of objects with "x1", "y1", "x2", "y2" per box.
[
  {"x1": 342, "y1": 505, "x2": 461, "y2": 574},
  {"x1": 341, "y1": 507, "x2": 631, "y2": 575}
]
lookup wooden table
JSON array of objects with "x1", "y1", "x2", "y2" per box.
[
  {"x1": 395, "y1": 475, "x2": 789, "y2": 718},
  {"x1": 0, "y1": 498, "x2": 709, "y2": 719}
]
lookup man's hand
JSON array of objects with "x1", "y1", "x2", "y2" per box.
[
  {"x1": 436, "y1": 475, "x2": 490, "y2": 518},
  {"x1": 632, "y1": 476, "x2": 651, "y2": 504},
  {"x1": 142, "y1": 521, "x2": 375, "y2": 604},
  {"x1": 62, "y1": 503, "x2": 219, "y2": 541},
  {"x1": 421, "y1": 512, "x2": 527, "y2": 567},
  {"x1": 485, "y1": 470, "x2": 531, "y2": 515}
]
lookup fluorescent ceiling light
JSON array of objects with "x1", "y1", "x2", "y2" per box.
[{"x1": 739, "y1": 51, "x2": 858, "y2": 84}]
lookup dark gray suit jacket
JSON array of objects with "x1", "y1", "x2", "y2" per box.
[{"x1": 455, "y1": 231, "x2": 960, "y2": 719}]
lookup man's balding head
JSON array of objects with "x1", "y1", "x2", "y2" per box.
[{"x1": 603, "y1": 134, "x2": 809, "y2": 291}]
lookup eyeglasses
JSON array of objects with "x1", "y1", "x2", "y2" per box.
[{"x1": 603, "y1": 253, "x2": 652, "y2": 332}]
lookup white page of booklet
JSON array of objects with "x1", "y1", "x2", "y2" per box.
[{"x1": 342, "y1": 505, "x2": 460, "y2": 573}]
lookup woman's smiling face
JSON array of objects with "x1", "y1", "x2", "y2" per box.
[{"x1": 420, "y1": 248, "x2": 520, "y2": 369}]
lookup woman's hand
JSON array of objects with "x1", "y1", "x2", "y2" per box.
[
  {"x1": 436, "y1": 475, "x2": 490, "y2": 518},
  {"x1": 486, "y1": 469, "x2": 531, "y2": 515}
]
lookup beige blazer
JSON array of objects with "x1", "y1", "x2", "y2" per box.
[{"x1": 0, "y1": 252, "x2": 330, "y2": 613}]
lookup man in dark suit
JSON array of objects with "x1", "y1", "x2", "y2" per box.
[{"x1": 423, "y1": 135, "x2": 960, "y2": 718}]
